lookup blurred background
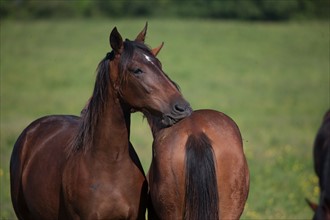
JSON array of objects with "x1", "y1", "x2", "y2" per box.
[
  {"x1": 1, "y1": 0, "x2": 329, "y2": 219},
  {"x1": 1, "y1": 0, "x2": 329, "y2": 20}
]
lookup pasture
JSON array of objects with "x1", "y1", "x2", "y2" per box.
[{"x1": 1, "y1": 19, "x2": 329, "y2": 219}]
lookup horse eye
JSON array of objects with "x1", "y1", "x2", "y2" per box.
[{"x1": 133, "y1": 68, "x2": 143, "y2": 75}]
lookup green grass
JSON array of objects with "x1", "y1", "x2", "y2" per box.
[{"x1": 1, "y1": 18, "x2": 329, "y2": 219}]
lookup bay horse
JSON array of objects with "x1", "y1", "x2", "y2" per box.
[
  {"x1": 146, "y1": 109, "x2": 250, "y2": 220},
  {"x1": 306, "y1": 110, "x2": 330, "y2": 220},
  {"x1": 10, "y1": 24, "x2": 192, "y2": 219}
]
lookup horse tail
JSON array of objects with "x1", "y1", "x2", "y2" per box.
[{"x1": 183, "y1": 132, "x2": 219, "y2": 220}]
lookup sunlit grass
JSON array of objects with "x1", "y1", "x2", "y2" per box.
[{"x1": 1, "y1": 19, "x2": 329, "y2": 219}]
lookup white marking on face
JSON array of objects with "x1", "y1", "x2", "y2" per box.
[{"x1": 144, "y1": 54, "x2": 157, "y2": 68}]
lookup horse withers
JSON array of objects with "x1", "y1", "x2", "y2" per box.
[
  {"x1": 306, "y1": 110, "x2": 330, "y2": 220},
  {"x1": 146, "y1": 109, "x2": 250, "y2": 220},
  {"x1": 10, "y1": 24, "x2": 191, "y2": 220}
]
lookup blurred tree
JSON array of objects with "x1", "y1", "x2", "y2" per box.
[
  {"x1": 259, "y1": 0, "x2": 300, "y2": 20},
  {"x1": 0, "y1": 0, "x2": 328, "y2": 20}
]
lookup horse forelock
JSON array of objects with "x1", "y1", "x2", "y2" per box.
[{"x1": 118, "y1": 40, "x2": 154, "y2": 82}]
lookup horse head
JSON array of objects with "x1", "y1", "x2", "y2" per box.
[{"x1": 107, "y1": 25, "x2": 192, "y2": 126}]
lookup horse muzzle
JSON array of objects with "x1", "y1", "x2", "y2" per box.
[{"x1": 162, "y1": 102, "x2": 192, "y2": 127}]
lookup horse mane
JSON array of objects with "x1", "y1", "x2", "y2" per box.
[
  {"x1": 67, "y1": 40, "x2": 154, "y2": 156},
  {"x1": 67, "y1": 55, "x2": 111, "y2": 156}
]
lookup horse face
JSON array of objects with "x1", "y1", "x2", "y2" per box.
[
  {"x1": 121, "y1": 46, "x2": 192, "y2": 126},
  {"x1": 110, "y1": 27, "x2": 192, "y2": 126}
]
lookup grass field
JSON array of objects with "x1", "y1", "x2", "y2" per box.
[{"x1": 1, "y1": 18, "x2": 329, "y2": 219}]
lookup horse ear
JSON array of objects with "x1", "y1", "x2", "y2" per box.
[
  {"x1": 110, "y1": 27, "x2": 123, "y2": 54},
  {"x1": 135, "y1": 22, "x2": 148, "y2": 43},
  {"x1": 152, "y1": 42, "x2": 164, "y2": 56}
]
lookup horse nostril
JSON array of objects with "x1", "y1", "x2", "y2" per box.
[
  {"x1": 174, "y1": 103, "x2": 186, "y2": 113},
  {"x1": 164, "y1": 102, "x2": 192, "y2": 125}
]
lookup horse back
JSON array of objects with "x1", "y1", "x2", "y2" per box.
[{"x1": 10, "y1": 115, "x2": 79, "y2": 220}]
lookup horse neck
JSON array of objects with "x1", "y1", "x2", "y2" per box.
[{"x1": 91, "y1": 93, "x2": 131, "y2": 162}]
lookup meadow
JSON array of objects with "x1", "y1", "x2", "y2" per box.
[{"x1": 1, "y1": 19, "x2": 329, "y2": 219}]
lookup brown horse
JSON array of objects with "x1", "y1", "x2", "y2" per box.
[
  {"x1": 10, "y1": 24, "x2": 192, "y2": 219},
  {"x1": 306, "y1": 110, "x2": 330, "y2": 220},
  {"x1": 146, "y1": 109, "x2": 250, "y2": 220}
]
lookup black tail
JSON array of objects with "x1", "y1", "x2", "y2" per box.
[{"x1": 183, "y1": 133, "x2": 219, "y2": 220}]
